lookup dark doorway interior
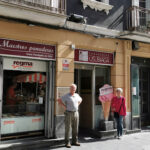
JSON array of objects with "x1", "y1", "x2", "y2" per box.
[
  {"x1": 140, "y1": 67, "x2": 150, "y2": 127},
  {"x1": 74, "y1": 69, "x2": 93, "y2": 129},
  {"x1": 132, "y1": 57, "x2": 150, "y2": 128}
]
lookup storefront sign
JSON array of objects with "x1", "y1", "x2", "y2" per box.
[
  {"x1": 3, "y1": 57, "x2": 46, "y2": 72},
  {"x1": 75, "y1": 49, "x2": 114, "y2": 65},
  {"x1": 62, "y1": 59, "x2": 69, "y2": 70},
  {"x1": 12, "y1": 61, "x2": 33, "y2": 69},
  {"x1": 0, "y1": 38, "x2": 55, "y2": 60},
  {"x1": 99, "y1": 84, "x2": 113, "y2": 102}
]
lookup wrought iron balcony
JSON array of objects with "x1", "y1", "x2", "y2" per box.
[
  {"x1": 0, "y1": 0, "x2": 66, "y2": 15},
  {"x1": 126, "y1": 6, "x2": 150, "y2": 34}
]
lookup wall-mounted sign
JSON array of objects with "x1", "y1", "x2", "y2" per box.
[
  {"x1": 132, "y1": 87, "x2": 136, "y2": 96},
  {"x1": 62, "y1": 59, "x2": 69, "y2": 71},
  {"x1": 75, "y1": 49, "x2": 114, "y2": 65},
  {"x1": 57, "y1": 87, "x2": 70, "y2": 99},
  {"x1": 0, "y1": 38, "x2": 55, "y2": 60},
  {"x1": 56, "y1": 87, "x2": 70, "y2": 114}
]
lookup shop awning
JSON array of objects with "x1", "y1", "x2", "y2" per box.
[{"x1": 16, "y1": 73, "x2": 46, "y2": 83}]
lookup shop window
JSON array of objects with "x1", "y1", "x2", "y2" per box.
[{"x1": 2, "y1": 70, "x2": 46, "y2": 135}]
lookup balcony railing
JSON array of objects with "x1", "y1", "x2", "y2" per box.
[
  {"x1": 0, "y1": 0, "x2": 66, "y2": 15},
  {"x1": 126, "y1": 6, "x2": 150, "y2": 33}
]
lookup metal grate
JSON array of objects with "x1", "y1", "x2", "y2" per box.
[{"x1": 126, "y1": 6, "x2": 150, "y2": 33}]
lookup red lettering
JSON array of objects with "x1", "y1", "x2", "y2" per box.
[
  {"x1": 32, "y1": 118, "x2": 41, "y2": 123},
  {"x1": 4, "y1": 120, "x2": 15, "y2": 125}
]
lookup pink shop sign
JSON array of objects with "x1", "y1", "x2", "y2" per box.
[
  {"x1": 74, "y1": 49, "x2": 114, "y2": 65},
  {"x1": 0, "y1": 39, "x2": 55, "y2": 60}
]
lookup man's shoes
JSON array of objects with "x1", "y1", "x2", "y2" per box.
[
  {"x1": 72, "y1": 142, "x2": 80, "y2": 146},
  {"x1": 65, "y1": 143, "x2": 71, "y2": 148}
]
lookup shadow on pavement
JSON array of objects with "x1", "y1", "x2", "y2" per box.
[{"x1": 48, "y1": 129, "x2": 117, "y2": 149}]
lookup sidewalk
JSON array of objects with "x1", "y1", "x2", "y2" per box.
[
  {"x1": 48, "y1": 130, "x2": 150, "y2": 150},
  {"x1": 0, "y1": 129, "x2": 147, "y2": 150},
  {"x1": 0, "y1": 136, "x2": 65, "y2": 150}
]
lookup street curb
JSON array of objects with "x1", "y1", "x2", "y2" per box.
[{"x1": 126, "y1": 129, "x2": 141, "y2": 134}]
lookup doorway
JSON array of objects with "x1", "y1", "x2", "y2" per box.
[
  {"x1": 74, "y1": 64, "x2": 110, "y2": 130},
  {"x1": 140, "y1": 67, "x2": 150, "y2": 127},
  {"x1": 131, "y1": 57, "x2": 150, "y2": 129},
  {"x1": 75, "y1": 69, "x2": 93, "y2": 129}
]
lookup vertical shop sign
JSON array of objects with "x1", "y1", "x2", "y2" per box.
[
  {"x1": 75, "y1": 49, "x2": 114, "y2": 65},
  {"x1": 0, "y1": 38, "x2": 55, "y2": 60},
  {"x1": 62, "y1": 59, "x2": 69, "y2": 71}
]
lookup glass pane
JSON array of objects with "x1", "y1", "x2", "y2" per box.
[
  {"x1": 131, "y1": 64, "x2": 140, "y2": 116},
  {"x1": 95, "y1": 67, "x2": 110, "y2": 105}
]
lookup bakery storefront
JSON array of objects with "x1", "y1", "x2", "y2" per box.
[
  {"x1": 0, "y1": 38, "x2": 55, "y2": 139},
  {"x1": 74, "y1": 49, "x2": 114, "y2": 130}
]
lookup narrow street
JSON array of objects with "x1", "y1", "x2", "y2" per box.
[{"x1": 38, "y1": 131, "x2": 150, "y2": 150}]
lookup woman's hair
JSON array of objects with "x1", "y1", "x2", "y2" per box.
[{"x1": 116, "y1": 88, "x2": 123, "y2": 93}]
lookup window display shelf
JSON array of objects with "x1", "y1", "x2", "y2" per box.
[{"x1": 81, "y1": 0, "x2": 113, "y2": 14}]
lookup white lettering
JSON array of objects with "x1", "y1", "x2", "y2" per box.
[
  {"x1": 29, "y1": 46, "x2": 53, "y2": 53},
  {"x1": 2, "y1": 40, "x2": 27, "y2": 50}
]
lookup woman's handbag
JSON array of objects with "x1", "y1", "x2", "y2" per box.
[
  {"x1": 114, "y1": 112, "x2": 119, "y2": 118},
  {"x1": 114, "y1": 98, "x2": 124, "y2": 119}
]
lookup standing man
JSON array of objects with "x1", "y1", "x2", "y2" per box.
[{"x1": 58, "y1": 84, "x2": 82, "y2": 148}]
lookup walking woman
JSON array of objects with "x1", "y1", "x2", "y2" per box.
[{"x1": 111, "y1": 88, "x2": 126, "y2": 139}]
